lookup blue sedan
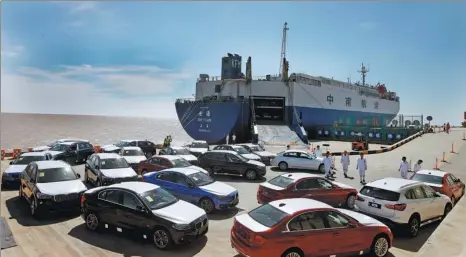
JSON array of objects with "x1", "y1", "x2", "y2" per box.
[{"x1": 142, "y1": 167, "x2": 239, "y2": 213}]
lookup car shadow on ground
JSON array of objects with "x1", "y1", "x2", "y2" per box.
[
  {"x1": 208, "y1": 207, "x2": 244, "y2": 221},
  {"x1": 213, "y1": 174, "x2": 267, "y2": 183},
  {"x1": 270, "y1": 167, "x2": 324, "y2": 175},
  {"x1": 392, "y1": 222, "x2": 438, "y2": 252},
  {"x1": 68, "y1": 224, "x2": 207, "y2": 257},
  {"x1": 1, "y1": 184, "x2": 20, "y2": 192},
  {"x1": 5, "y1": 196, "x2": 79, "y2": 226}
]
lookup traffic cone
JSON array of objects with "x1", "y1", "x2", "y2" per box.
[
  {"x1": 451, "y1": 143, "x2": 455, "y2": 153},
  {"x1": 433, "y1": 158, "x2": 439, "y2": 170},
  {"x1": 441, "y1": 152, "x2": 446, "y2": 162}
]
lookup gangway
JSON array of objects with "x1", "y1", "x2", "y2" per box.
[{"x1": 256, "y1": 122, "x2": 305, "y2": 146}]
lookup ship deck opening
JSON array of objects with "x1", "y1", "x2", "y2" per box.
[{"x1": 252, "y1": 96, "x2": 285, "y2": 122}]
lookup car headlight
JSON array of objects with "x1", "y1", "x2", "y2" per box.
[
  {"x1": 215, "y1": 195, "x2": 230, "y2": 200},
  {"x1": 36, "y1": 192, "x2": 52, "y2": 199},
  {"x1": 172, "y1": 223, "x2": 191, "y2": 231}
]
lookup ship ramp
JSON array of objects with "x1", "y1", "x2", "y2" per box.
[{"x1": 256, "y1": 123, "x2": 305, "y2": 146}]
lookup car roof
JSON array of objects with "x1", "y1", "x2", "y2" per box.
[
  {"x1": 365, "y1": 177, "x2": 422, "y2": 192},
  {"x1": 268, "y1": 198, "x2": 332, "y2": 215},
  {"x1": 35, "y1": 160, "x2": 69, "y2": 169},
  {"x1": 164, "y1": 167, "x2": 200, "y2": 176},
  {"x1": 282, "y1": 149, "x2": 309, "y2": 154},
  {"x1": 158, "y1": 155, "x2": 182, "y2": 160},
  {"x1": 108, "y1": 182, "x2": 159, "y2": 194},
  {"x1": 59, "y1": 138, "x2": 89, "y2": 142},
  {"x1": 121, "y1": 146, "x2": 142, "y2": 151},
  {"x1": 279, "y1": 173, "x2": 320, "y2": 181},
  {"x1": 237, "y1": 143, "x2": 255, "y2": 147},
  {"x1": 95, "y1": 153, "x2": 122, "y2": 159},
  {"x1": 416, "y1": 169, "x2": 447, "y2": 177},
  {"x1": 57, "y1": 142, "x2": 75, "y2": 146},
  {"x1": 209, "y1": 150, "x2": 237, "y2": 155},
  {"x1": 21, "y1": 152, "x2": 51, "y2": 157}
]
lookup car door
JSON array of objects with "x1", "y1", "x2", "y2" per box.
[
  {"x1": 117, "y1": 191, "x2": 150, "y2": 230},
  {"x1": 27, "y1": 165, "x2": 39, "y2": 199},
  {"x1": 159, "y1": 158, "x2": 173, "y2": 169},
  {"x1": 283, "y1": 152, "x2": 300, "y2": 169},
  {"x1": 410, "y1": 186, "x2": 434, "y2": 220},
  {"x1": 86, "y1": 156, "x2": 99, "y2": 183},
  {"x1": 225, "y1": 153, "x2": 244, "y2": 174},
  {"x1": 162, "y1": 172, "x2": 194, "y2": 202},
  {"x1": 21, "y1": 164, "x2": 35, "y2": 199},
  {"x1": 421, "y1": 185, "x2": 444, "y2": 218},
  {"x1": 146, "y1": 157, "x2": 165, "y2": 171},
  {"x1": 79, "y1": 142, "x2": 94, "y2": 160},
  {"x1": 294, "y1": 178, "x2": 328, "y2": 203},
  {"x1": 316, "y1": 178, "x2": 344, "y2": 206},
  {"x1": 285, "y1": 211, "x2": 334, "y2": 256},
  {"x1": 97, "y1": 189, "x2": 122, "y2": 226},
  {"x1": 297, "y1": 153, "x2": 318, "y2": 170}
]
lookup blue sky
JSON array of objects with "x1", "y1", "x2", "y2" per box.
[{"x1": 1, "y1": 2, "x2": 465, "y2": 124}]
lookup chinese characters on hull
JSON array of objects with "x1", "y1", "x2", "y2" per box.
[
  {"x1": 345, "y1": 97, "x2": 352, "y2": 107},
  {"x1": 198, "y1": 107, "x2": 212, "y2": 133},
  {"x1": 374, "y1": 101, "x2": 379, "y2": 109},
  {"x1": 327, "y1": 94, "x2": 334, "y2": 105},
  {"x1": 361, "y1": 99, "x2": 367, "y2": 108}
]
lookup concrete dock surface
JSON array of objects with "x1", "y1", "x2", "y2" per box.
[{"x1": 1, "y1": 128, "x2": 465, "y2": 257}]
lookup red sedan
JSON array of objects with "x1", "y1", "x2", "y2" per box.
[
  {"x1": 231, "y1": 198, "x2": 393, "y2": 257},
  {"x1": 411, "y1": 169, "x2": 465, "y2": 204},
  {"x1": 257, "y1": 173, "x2": 358, "y2": 209}
]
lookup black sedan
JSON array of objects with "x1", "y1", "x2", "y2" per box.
[
  {"x1": 80, "y1": 182, "x2": 209, "y2": 250},
  {"x1": 47, "y1": 141, "x2": 94, "y2": 164}
]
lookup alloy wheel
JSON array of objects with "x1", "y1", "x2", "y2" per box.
[
  {"x1": 374, "y1": 237, "x2": 389, "y2": 257},
  {"x1": 346, "y1": 195, "x2": 356, "y2": 209},
  {"x1": 153, "y1": 229, "x2": 169, "y2": 249},
  {"x1": 285, "y1": 252, "x2": 302, "y2": 257},
  {"x1": 279, "y1": 162, "x2": 287, "y2": 171},
  {"x1": 410, "y1": 218, "x2": 419, "y2": 236},
  {"x1": 86, "y1": 213, "x2": 99, "y2": 231},
  {"x1": 200, "y1": 198, "x2": 214, "y2": 213},
  {"x1": 246, "y1": 170, "x2": 257, "y2": 180}
]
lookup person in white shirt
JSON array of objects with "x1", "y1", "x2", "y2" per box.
[
  {"x1": 340, "y1": 150, "x2": 350, "y2": 178},
  {"x1": 399, "y1": 156, "x2": 410, "y2": 179},
  {"x1": 323, "y1": 151, "x2": 333, "y2": 179},
  {"x1": 356, "y1": 153, "x2": 367, "y2": 184},
  {"x1": 232, "y1": 134, "x2": 236, "y2": 144},
  {"x1": 314, "y1": 145, "x2": 322, "y2": 158},
  {"x1": 226, "y1": 134, "x2": 230, "y2": 145},
  {"x1": 413, "y1": 160, "x2": 423, "y2": 173}
]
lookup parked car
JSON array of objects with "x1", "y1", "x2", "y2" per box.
[
  {"x1": 19, "y1": 160, "x2": 87, "y2": 217},
  {"x1": 231, "y1": 198, "x2": 393, "y2": 257},
  {"x1": 138, "y1": 155, "x2": 208, "y2": 176},
  {"x1": 198, "y1": 150, "x2": 266, "y2": 180},
  {"x1": 257, "y1": 173, "x2": 357, "y2": 209},
  {"x1": 143, "y1": 167, "x2": 238, "y2": 213},
  {"x1": 186, "y1": 140, "x2": 209, "y2": 157},
  {"x1": 119, "y1": 147, "x2": 147, "y2": 171},
  {"x1": 411, "y1": 169, "x2": 465, "y2": 205},
  {"x1": 213, "y1": 145, "x2": 262, "y2": 162},
  {"x1": 159, "y1": 146, "x2": 198, "y2": 165},
  {"x1": 236, "y1": 143, "x2": 276, "y2": 164},
  {"x1": 355, "y1": 177, "x2": 452, "y2": 237},
  {"x1": 46, "y1": 141, "x2": 95, "y2": 164},
  {"x1": 270, "y1": 150, "x2": 324, "y2": 173},
  {"x1": 32, "y1": 138, "x2": 90, "y2": 152},
  {"x1": 80, "y1": 181, "x2": 208, "y2": 250},
  {"x1": 84, "y1": 153, "x2": 139, "y2": 186},
  {"x1": 100, "y1": 140, "x2": 157, "y2": 157},
  {"x1": 2, "y1": 152, "x2": 53, "y2": 187}
]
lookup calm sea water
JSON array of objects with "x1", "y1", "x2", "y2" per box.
[{"x1": 1, "y1": 113, "x2": 193, "y2": 150}]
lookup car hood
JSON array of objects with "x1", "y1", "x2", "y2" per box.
[
  {"x1": 101, "y1": 145, "x2": 120, "y2": 151},
  {"x1": 152, "y1": 200, "x2": 206, "y2": 224},
  {"x1": 45, "y1": 150, "x2": 65, "y2": 157},
  {"x1": 254, "y1": 151, "x2": 276, "y2": 157},
  {"x1": 423, "y1": 182, "x2": 442, "y2": 189},
  {"x1": 178, "y1": 154, "x2": 198, "y2": 161},
  {"x1": 337, "y1": 208, "x2": 387, "y2": 227},
  {"x1": 315, "y1": 157, "x2": 324, "y2": 162},
  {"x1": 189, "y1": 148, "x2": 208, "y2": 153},
  {"x1": 32, "y1": 146, "x2": 50, "y2": 152},
  {"x1": 235, "y1": 213, "x2": 270, "y2": 232},
  {"x1": 36, "y1": 180, "x2": 87, "y2": 195},
  {"x1": 186, "y1": 165, "x2": 209, "y2": 174},
  {"x1": 100, "y1": 168, "x2": 137, "y2": 178},
  {"x1": 247, "y1": 160, "x2": 266, "y2": 167},
  {"x1": 5, "y1": 164, "x2": 27, "y2": 174},
  {"x1": 199, "y1": 181, "x2": 237, "y2": 196},
  {"x1": 123, "y1": 156, "x2": 147, "y2": 164},
  {"x1": 241, "y1": 153, "x2": 261, "y2": 160},
  {"x1": 332, "y1": 182, "x2": 355, "y2": 190}
]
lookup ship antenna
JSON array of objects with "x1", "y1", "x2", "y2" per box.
[
  {"x1": 279, "y1": 22, "x2": 289, "y2": 77},
  {"x1": 358, "y1": 63, "x2": 369, "y2": 87}
]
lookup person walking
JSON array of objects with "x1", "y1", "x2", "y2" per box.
[
  {"x1": 232, "y1": 134, "x2": 236, "y2": 144},
  {"x1": 323, "y1": 151, "x2": 333, "y2": 179},
  {"x1": 356, "y1": 153, "x2": 367, "y2": 184},
  {"x1": 226, "y1": 133, "x2": 230, "y2": 145},
  {"x1": 314, "y1": 145, "x2": 322, "y2": 157},
  {"x1": 399, "y1": 156, "x2": 410, "y2": 179},
  {"x1": 413, "y1": 160, "x2": 423, "y2": 174},
  {"x1": 446, "y1": 122, "x2": 451, "y2": 134},
  {"x1": 341, "y1": 150, "x2": 351, "y2": 178}
]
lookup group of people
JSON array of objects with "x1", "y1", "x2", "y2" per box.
[
  {"x1": 163, "y1": 135, "x2": 172, "y2": 148},
  {"x1": 399, "y1": 157, "x2": 423, "y2": 179},
  {"x1": 443, "y1": 122, "x2": 451, "y2": 134}
]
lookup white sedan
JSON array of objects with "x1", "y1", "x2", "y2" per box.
[
  {"x1": 32, "y1": 138, "x2": 89, "y2": 152},
  {"x1": 270, "y1": 150, "x2": 325, "y2": 173},
  {"x1": 119, "y1": 146, "x2": 147, "y2": 170}
]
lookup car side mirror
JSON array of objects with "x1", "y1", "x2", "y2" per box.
[
  {"x1": 187, "y1": 183, "x2": 195, "y2": 188},
  {"x1": 9, "y1": 161, "x2": 13, "y2": 165},
  {"x1": 347, "y1": 223, "x2": 357, "y2": 228}
]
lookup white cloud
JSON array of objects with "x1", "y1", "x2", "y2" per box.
[
  {"x1": 1, "y1": 65, "x2": 195, "y2": 118},
  {"x1": 1, "y1": 44, "x2": 24, "y2": 58}
]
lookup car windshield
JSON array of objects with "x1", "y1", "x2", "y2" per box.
[
  {"x1": 268, "y1": 175, "x2": 294, "y2": 188},
  {"x1": 122, "y1": 149, "x2": 144, "y2": 156},
  {"x1": 47, "y1": 141, "x2": 59, "y2": 147},
  {"x1": 101, "y1": 158, "x2": 129, "y2": 169},
  {"x1": 188, "y1": 172, "x2": 214, "y2": 186},
  {"x1": 37, "y1": 167, "x2": 78, "y2": 183},
  {"x1": 171, "y1": 158, "x2": 191, "y2": 168},
  {"x1": 14, "y1": 156, "x2": 46, "y2": 165},
  {"x1": 250, "y1": 145, "x2": 264, "y2": 152},
  {"x1": 359, "y1": 186, "x2": 400, "y2": 201},
  {"x1": 49, "y1": 144, "x2": 70, "y2": 151},
  {"x1": 191, "y1": 142, "x2": 208, "y2": 148},
  {"x1": 115, "y1": 141, "x2": 131, "y2": 147},
  {"x1": 248, "y1": 204, "x2": 289, "y2": 227},
  {"x1": 411, "y1": 174, "x2": 443, "y2": 184},
  {"x1": 173, "y1": 148, "x2": 190, "y2": 155},
  {"x1": 233, "y1": 147, "x2": 249, "y2": 155},
  {"x1": 139, "y1": 188, "x2": 178, "y2": 210},
  {"x1": 231, "y1": 153, "x2": 248, "y2": 162}
]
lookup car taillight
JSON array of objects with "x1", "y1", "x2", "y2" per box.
[
  {"x1": 356, "y1": 195, "x2": 365, "y2": 202},
  {"x1": 385, "y1": 203, "x2": 406, "y2": 211},
  {"x1": 80, "y1": 194, "x2": 86, "y2": 206},
  {"x1": 248, "y1": 233, "x2": 267, "y2": 246}
]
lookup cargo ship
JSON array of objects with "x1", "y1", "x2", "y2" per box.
[{"x1": 175, "y1": 23, "x2": 400, "y2": 144}]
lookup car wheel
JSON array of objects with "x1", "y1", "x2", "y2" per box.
[
  {"x1": 281, "y1": 248, "x2": 304, "y2": 257},
  {"x1": 318, "y1": 164, "x2": 325, "y2": 173},
  {"x1": 153, "y1": 227, "x2": 173, "y2": 250},
  {"x1": 407, "y1": 215, "x2": 420, "y2": 237},
  {"x1": 443, "y1": 204, "x2": 452, "y2": 218},
  {"x1": 85, "y1": 212, "x2": 100, "y2": 231},
  {"x1": 141, "y1": 169, "x2": 148, "y2": 176},
  {"x1": 199, "y1": 197, "x2": 215, "y2": 214},
  {"x1": 370, "y1": 234, "x2": 390, "y2": 257},
  {"x1": 278, "y1": 162, "x2": 288, "y2": 171},
  {"x1": 244, "y1": 169, "x2": 257, "y2": 180},
  {"x1": 345, "y1": 194, "x2": 356, "y2": 209}
]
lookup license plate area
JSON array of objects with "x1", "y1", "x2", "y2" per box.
[{"x1": 368, "y1": 202, "x2": 381, "y2": 209}]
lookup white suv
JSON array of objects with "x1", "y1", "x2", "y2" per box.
[{"x1": 355, "y1": 177, "x2": 452, "y2": 237}]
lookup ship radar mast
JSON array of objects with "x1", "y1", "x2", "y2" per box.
[
  {"x1": 279, "y1": 22, "x2": 289, "y2": 77},
  {"x1": 358, "y1": 63, "x2": 369, "y2": 87}
]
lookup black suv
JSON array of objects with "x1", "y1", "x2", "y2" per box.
[{"x1": 197, "y1": 150, "x2": 266, "y2": 180}]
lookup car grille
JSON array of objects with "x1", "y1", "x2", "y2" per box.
[
  {"x1": 192, "y1": 215, "x2": 208, "y2": 230},
  {"x1": 53, "y1": 193, "x2": 80, "y2": 202},
  {"x1": 10, "y1": 174, "x2": 20, "y2": 179}
]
